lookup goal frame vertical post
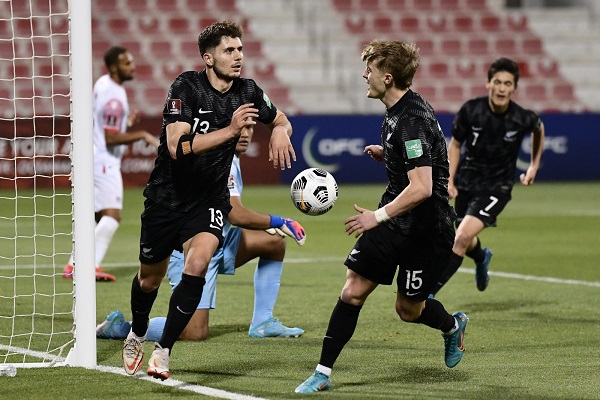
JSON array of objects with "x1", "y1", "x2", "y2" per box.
[{"x1": 66, "y1": 0, "x2": 96, "y2": 368}]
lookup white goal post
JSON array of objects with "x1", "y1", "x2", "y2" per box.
[{"x1": 0, "y1": 0, "x2": 95, "y2": 368}]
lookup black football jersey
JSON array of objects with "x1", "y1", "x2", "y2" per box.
[
  {"x1": 379, "y1": 90, "x2": 455, "y2": 235},
  {"x1": 144, "y1": 70, "x2": 278, "y2": 211},
  {"x1": 452, "y1": 96, "x2": 541, "y2": 193}
]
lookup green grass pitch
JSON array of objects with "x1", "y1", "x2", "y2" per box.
[{"x1": 1, "y1": 182, "x2": 599, "y2": 399}]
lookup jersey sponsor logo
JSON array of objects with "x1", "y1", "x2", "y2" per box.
[
  {"x1": 167, "y1": 99, "x2": 181, "y2": 115},
  {"x1": 198, "y1": 108, "x2": 212, "y2": 114},
  {"x1": 405, "y1": 139, "x2": 423, "y2": 159},
  {"x1": 504, "y1": 130, "x2": 519, "y2": 142}
]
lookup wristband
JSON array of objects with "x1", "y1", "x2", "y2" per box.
[
  {"x1": 374, "y1": 207, "x2": 391, "y2": 223},
  {"x1": 269, "y1": 214, "x2": 284, "y2": 229},
  {"x1": 175, "y1": 134, "x2": 195, "y2": 160}
]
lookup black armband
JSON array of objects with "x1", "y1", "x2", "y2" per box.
[{"x1": 176, "y1": 135, "x2": 195, "y2": 160}]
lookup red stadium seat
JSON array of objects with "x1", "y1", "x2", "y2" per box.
[
  {"x1": 168, "y1": 18, "x2": 191, "y2": 35},
  {"x1": 182, "y1": 0, "x2": 209, "y2": 12},
  {"x1": 426, "y1": 14, "x2": 447, "y2": 32},
  {"x1": 454, "y1": 15, "x2": 474, "y2": 32},
  {"x1": 507, "y1": 14, "x2": 528, "y2": 32},
  {"x1": 382, "y1": 0, "x2": 407, "y2": 9},
  {"x1": 333, "y1": 0, "x2": 354, "y2": 11},
  {"x1": 468, "y1": 38, "x2": 489, "y2": 55},
  {"x1": 412, "y1": 0, "x2": 434, "y2": 10},
  {"x1": 413, "y1": 85, "x2": 436, "y2": 99},
  {"x1": 359, "y1": 0, "x2": 382, "y2": 10},
  {"x1": 466, "y1": 0, "x2": 488, "y2": 9},
  {"x1": 522, "y1": 38, "x2": 543, "y2": 54},
  {"x1": 107, "y1": 18, "x2": 130, "y2": 36},
  {"x1": 416, "y1": 39, "x2": 435, "y2": 56},
  {"x1": 429, "y1": 62, "x2": 449, "y2": 78},
  {"x1": 137, "y1": 17, "x2": 160, "y2": 35},
  {"x1": 214, "y1": 0, "x2": 238, "y2": 12},
  {"x1": 181, "y1": 41, "x2": 200, "y2": 58},
  {"x1": 552, "y1": 83, "x2": 575, "y2": 100},
  {"x1": 456, "y1": 59, "x2": 477, "y2": 78},
  {"x1": 536, "y1": 59, "x2": 559, "y2": 77},
  {"x1": 495, "y1": 38, "x2": 517, "y2": 55},
  {"x1": 441, "y1": 39, "x2": 462, "y2": 55},
  {"x1": 442, "y1": 85, "x2": 465, "y2": 101},
  {"x1": 345, "y1": 14, "x2": 367, "y2": 34},
  {"x1": 480, "y1": 14, "x2": 501, "y2": 31},
  {"x1": 440, "y1": 0, "x2": 460, "y2": 9},
  {"x1": 524, "y1": 84, "x2": 547, "y2": 101},
  {"x1": 373, "y1": 16, "x2": 393, "y2": 33},
  {"x1": 150, "y1": 42, "x2": 174, "y2": 59},
  {"x1": 399, "y1": 16, "x2": 420, "y2": 32}
]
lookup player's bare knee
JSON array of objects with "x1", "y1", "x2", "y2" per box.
[{"x1": 454, "y1": 230, "x2": 473, "y2": 252}]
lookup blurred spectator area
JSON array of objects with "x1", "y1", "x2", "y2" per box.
[{"x1": 2, "y1": 0, "x2": 598, "y2": 118}]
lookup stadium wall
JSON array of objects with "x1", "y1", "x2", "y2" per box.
[{"x1": 1, "y1": 113, "x2": 598, "y2": 189}]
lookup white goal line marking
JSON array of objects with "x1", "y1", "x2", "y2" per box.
[
  {"x1": 2, "y1": 257, "x2": 599, "y2": 288},
  {"x1": 94, "y1": 366, "x2": 268, "y2": 400}
]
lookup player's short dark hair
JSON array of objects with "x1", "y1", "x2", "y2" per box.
[
  {"x1": 488, "y1": 57, "x2": 520, "y2": 87},
  {"x1": 198, "y1": 20, "x2": 243, "y2": 55},
  {"x1": 103, "y1": 46, "x2": 128, "y2": 69},
  {"x1": 361, "y1": 40, "x2": 419, "y2": 90}
]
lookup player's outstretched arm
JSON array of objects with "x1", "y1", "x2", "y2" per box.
[
  {"x1": 228, "y1": 196, "x2": 306, "y2": 245},
  {"x1": 266, "y1": 110, "x2": 295, "y2": 170}
]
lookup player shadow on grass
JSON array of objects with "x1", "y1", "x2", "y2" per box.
[{"x1": 343, "y1": 366, "x2": 469, "y2": 387}]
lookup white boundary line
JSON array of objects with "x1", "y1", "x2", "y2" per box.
[{"x1": 2, "y1": 257, "x2": 598, "y2": 399}]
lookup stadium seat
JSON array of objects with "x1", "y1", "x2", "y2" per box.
[
  {"x1": 333, "y1": 0, "x2": 354, "y2": 11},
  {"x1": 506, "y1": 14, "x2": 528, "y2": 32},
  {"x1": 441, "y1": 39, "x2": 462, "y2": 55},
  {"x1": 150, "y1": 42, "x2": 174, "y2": 59},
  {"x1": 552, "y1": 83, "x2": 575, "y2": 100},
  {"x1": 522, "y1": 38, "x2": 544, "y2": 55},
  {"x1": 426, "y1": 14, "x2": 447, "y2": 32},
  {"x1": 182, "y1": 0, "x2": 209, "y2": 12},
  {"x1": 536, "y1": 59, "x2": 559, "y2": 77},
  {"x1": 454, "y1": 15, "x2": 474, "y2": 32},
  {"x1": 495, "y1": 38, "x2": 517, "y2": 55},
  {"x1": 373, "y1": 16, "x2": 393, "y2": 33},
  {"x1": 442, "y1": 85, "x2": 465, "y2": 101},
  {"x1": 345, "y1": 15, "x2": 367, "y2": 33},
  {"x1": 137, "y1": 16, "x2": 161, "y2": 35},
  {"x1": 480, "y1": 14, "x2": 501, "y2": 31},
  {"x1": 168, "y1": 17, "x2": 192, "y2": 35},
  {"x1": 359, "y1": 0, "x2": 382, "y2": 11},
  {"x1": 416, "y1": 39, "x2": 435, "y2": 56},
  {"x1": 399, "y1": 16, "x2": 420, "y2": 32},
  {"x1": 107, "y1": 18, "x2": 130, "y2": 36},
  {"x1": 429, "y1": 62, "x2": 449, "y2": 78},
  {"x1": 468, "y1": 38, "x2": 489, "y2": 55}
]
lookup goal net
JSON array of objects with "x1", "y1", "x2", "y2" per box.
[{"x1": 0, "y1": 0, "x2": 95, "y2": 368}]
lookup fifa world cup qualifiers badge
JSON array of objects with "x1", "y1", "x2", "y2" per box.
[
  {"x1": 405, "y1": 139, "x2": 423, "y2": 159},
  {"x1": 167, "y1": 99, "x2": 181, "y2": 115}
]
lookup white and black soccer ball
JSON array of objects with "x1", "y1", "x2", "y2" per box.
[{"x1": 290, "y1": 168, "x2": 338, "y2": 216}]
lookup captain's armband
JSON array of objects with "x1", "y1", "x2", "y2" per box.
[{"x1": 176, "y1": 134, "x2": 195, "y2": 160}]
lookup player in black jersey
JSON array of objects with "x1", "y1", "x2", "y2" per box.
[
  {"x1": 296, "y1": 40, "x2": 468, "y2": 394},
  {"x1": 122, "y1": 21, "x2": 297, "y2": 380},
  {"x1": 431, "y1": 57, "x2": 545, "y2": 295}
]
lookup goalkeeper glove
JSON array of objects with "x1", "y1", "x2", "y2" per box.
[{"x1": 269, "y1": 215, "x2": 306, "y2": 246}]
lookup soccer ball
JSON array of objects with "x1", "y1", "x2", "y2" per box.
[{"x1": 290, "y1": 168, "x2": 338, "y2": 216}]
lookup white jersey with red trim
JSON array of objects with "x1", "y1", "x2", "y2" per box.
[{"x1": 93, "y1": 74, "x2": 129, "y2": 163}]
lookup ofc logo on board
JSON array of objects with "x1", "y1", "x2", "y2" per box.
[{"x1": 301, "y1": 127, "x2": 365, "y2": 173}]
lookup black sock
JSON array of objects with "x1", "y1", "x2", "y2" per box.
[
  {"x1": 413, "y1": 298, "x2": 456, "y2": 333},
  {"x1": 319, "y1": 298, "x2": 362, "y2": 369},
  {"x1": 158, "y1": 273, "x2": 205, "y2": 351},
  {"x1": 130, "y1": 274, "x2": 158, "y2": 337},
  {"x1": 466, "y1": 237, "x2": 485, "y2": 263},
  {"x1": 430, "y1": 252, "x2": 464, "y2": 296}
]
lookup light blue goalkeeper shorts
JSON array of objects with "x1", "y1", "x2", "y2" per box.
[{"x1": 166, "y1": 226, "x2": 242, "y2": 309}]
